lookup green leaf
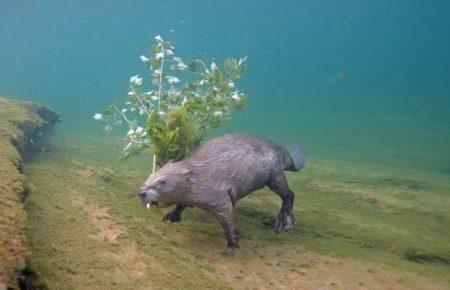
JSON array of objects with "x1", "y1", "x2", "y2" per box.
[{"x1": 96, "y1": 37, "x2": 248, "y2": 165}]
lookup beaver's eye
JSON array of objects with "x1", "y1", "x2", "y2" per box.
[{"x1": 159, "y1": 180, "x2": 167, "y2": 186}]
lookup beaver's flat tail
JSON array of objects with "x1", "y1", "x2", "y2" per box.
[{"x1": 287, "y1": 144, "x2": 306, "y2": 172}]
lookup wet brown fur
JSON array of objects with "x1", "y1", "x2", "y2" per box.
[{"x1": 140, "y1": 134, "x2": 301, "y2": 250}]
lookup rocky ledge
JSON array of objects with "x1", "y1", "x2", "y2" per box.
[{"x1": 0, "y1": 97, "x2": 60, "y2": 289}]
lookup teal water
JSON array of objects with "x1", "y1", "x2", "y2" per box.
[{"x1": 1, "y1": 1, "x2": 449, "y2": 173}]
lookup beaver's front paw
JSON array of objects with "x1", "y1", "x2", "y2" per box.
[
  {"x1": 273, "y1": 210, "x2": 296, "y2": 233},
  {"x1": 162, "y1": 210, "x2": 182, "y2": 223}
]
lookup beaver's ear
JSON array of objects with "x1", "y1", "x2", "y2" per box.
[
  {"x1": 181, "y1": 167, "x2": 194, "y2": 182},
  {"x1": 186, "y1": 170, "x2": 194, "y2": 182}
]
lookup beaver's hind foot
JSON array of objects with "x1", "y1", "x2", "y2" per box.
[
  {"x1": 221, "y1": 239, "x2": 240, "y2": 256},
  {"x1": 273, "y1": 210, "x2": 296, "y2": 233}
]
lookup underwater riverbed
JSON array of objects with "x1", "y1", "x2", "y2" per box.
[{"x1": 23, "y1": 129, "x2": 450, "y2": 289}]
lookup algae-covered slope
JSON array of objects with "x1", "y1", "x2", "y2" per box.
[
  {"x1": 25, "y1": 133, "x2": 450, "y2": 289},
  {"x1": 0, "y1": 97, "x2": 60, "y2": 289}
]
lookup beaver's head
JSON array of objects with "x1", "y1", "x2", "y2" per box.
[{"x1": 139, "y1": 161, "x2": 193, "y2": 208}]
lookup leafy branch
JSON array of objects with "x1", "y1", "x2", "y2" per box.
[{"x1": 94, "y1": 35, "x2": 248, "y2": 172}]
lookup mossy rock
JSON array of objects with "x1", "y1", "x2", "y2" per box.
[{"x1": 0, "y1": 96, "x2": 60, "y2": 289}]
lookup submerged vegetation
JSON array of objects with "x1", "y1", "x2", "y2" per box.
[
  {"x1": 0, "y1": 97, "x2": 60, "y2": 289},
  {"x1": 95, "y1": 35, "x2": 248, "y2": 170}
]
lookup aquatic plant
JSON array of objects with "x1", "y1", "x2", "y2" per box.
[{"x1": 94, "y1": 35, "x2": 247, "y2": 171}]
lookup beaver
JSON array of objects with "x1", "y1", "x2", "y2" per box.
[{"x1": 139, "y1": 134, "x2": 306, "y2": 250}]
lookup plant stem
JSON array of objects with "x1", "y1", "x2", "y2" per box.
[
  {"x1": 114, "y1": 105, "x2": 131, "y2": 124},
  {"x1": 194, "y1": 59, "x2": 209, "y2": 71},
  {"x1": 152, "y1": 155, "x2": 157, "y2": 173},
  {"x1": 153, "y1": 45, "x2": 165, "y2": 173},
  {"x1": 130, "y1": 85, "x2": 150, "y2": 116},
  {"x1": 157, "y1": 46, "x2": 165, "y2": 114}
]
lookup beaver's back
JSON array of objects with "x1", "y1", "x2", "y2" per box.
[
  {"x1": 187, "y1": 134, "x2": 293, "y2": 196},
  {"x1": 190, "y1": 134, "x2": 289, "y2": 166}
]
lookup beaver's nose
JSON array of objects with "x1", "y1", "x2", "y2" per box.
[{"x1": 139, "y1": 186, "x2": 147, "y2": 197}]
